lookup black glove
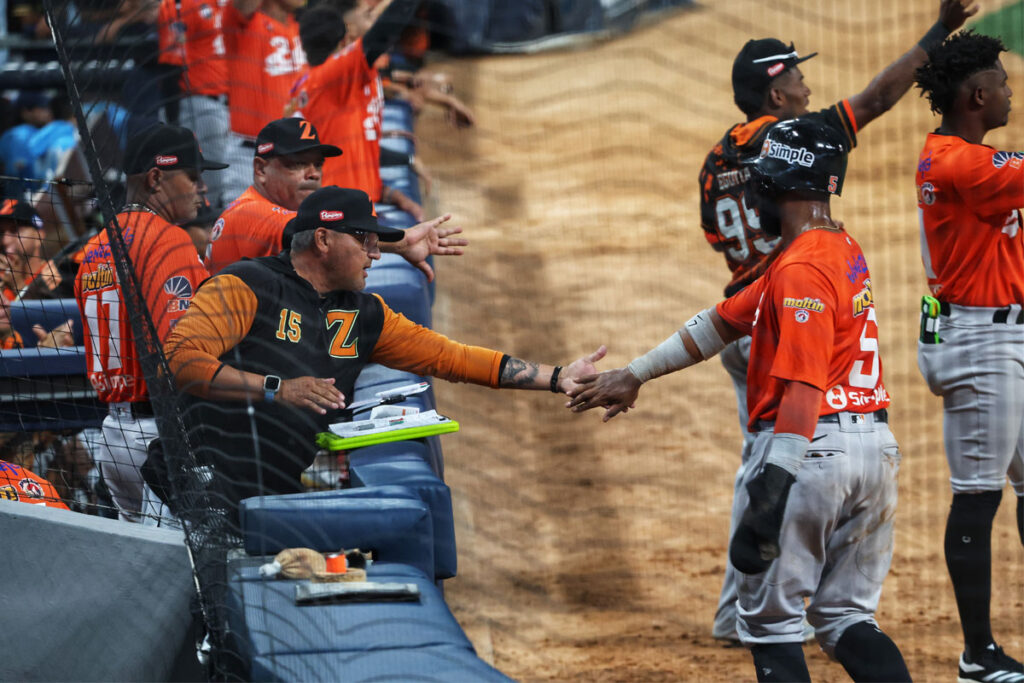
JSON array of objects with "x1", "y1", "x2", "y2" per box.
[{"x1": 729, "y1": 463, "x2": 797, "y2": 574}]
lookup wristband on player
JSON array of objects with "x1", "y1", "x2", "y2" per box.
[
  {"x1": 627, "y1": 331, "x2": 695, "y2": 383},
  {"x1": 764, "y1": 432, "x2": 811, "y2": 476},
  {"x1": 550, "y1": 366, "x2": 563, "y2": 393},
  {"x1": 918, "y1": 20, "x2": 950, "y2": 51}
]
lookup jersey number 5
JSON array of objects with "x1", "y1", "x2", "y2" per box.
[{"x1": 848, "y1": 308, "x2": 880, "y2": 389}]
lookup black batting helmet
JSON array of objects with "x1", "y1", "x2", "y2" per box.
[{"x1": 749, "y1": 118, "x2": 849, "y2": 198}]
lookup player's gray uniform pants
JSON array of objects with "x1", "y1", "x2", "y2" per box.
[
  {"x1": 178, "y1": 95, "x2": 231, "y2": 209},
  {"x1": 736, "y1": 411, "x2": 900, "y2": 657},
  {"x1": 221, "y1": 132, "x2": 256, "y2": 207},
  {"x1": 96, "y1": 404, "x2": 175, "y2": 526},
  {"x1": 713, "y1": 336, "x2": 755, "y2": 640},
  {"x1": 917, "y1": 302, "x2": 1024, "y2": 496}
]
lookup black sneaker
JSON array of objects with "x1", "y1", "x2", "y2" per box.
[{"x1": 958, "y1": 643, "x2": 1024, "y2": 683}]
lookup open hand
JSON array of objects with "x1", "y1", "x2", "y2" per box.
[
  {"x1": 394, "y1": 214, "x2": 467, "y2": 282},
  {"x1": 33, "y1": 318, "x2": 75, "y2": 348},
  {"x1": 939, "y1": 0, "x2": 979, "y2": 31},
  {"x1": 278, "y1": 376, "x2": 345, "y2": 415},
  {"x1": 566, "y1": 366, "x2": 640, "y2": 422}
]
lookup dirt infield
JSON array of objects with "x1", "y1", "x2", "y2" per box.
[{"x1": 414, "y1": 2, "x2": 1024, "y2": 680}]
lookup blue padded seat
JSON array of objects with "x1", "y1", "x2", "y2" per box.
[
  {"x1": 349, "y1": 451, "x2": 455, "y2": 579},
  {"x1": 250, "y1": 645, "x2": 514, "y2": 683},
  {"x1": 224, "y1": 562, "x2": 474, "y2": 679},
  {"x1": 0, "y1": 346, "x2": 105, "y2": 431},
  {"x1": 240, "y1": 491, "x2": 435, "y2": 581},
  {"x1": 380, "y1": 134, "x2": 414, "y2": 161},
  {"x1": 8, "y1": 298, "x2": 84, "y2": 348},
  {"x1": 364, "y1": 259, "x2": 431, "y2": 328},
  {"x1": 382, "y1": 100, "x2": 414, "y2": 133},
  {"x1": 380, "y1": 163, "x2": 421, "y2": 205},
  {"x1": 375, "y1": 209, "x2": 417, "y2": 231}
]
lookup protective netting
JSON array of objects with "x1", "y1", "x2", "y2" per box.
[{"x1": 2, "y1": 0, "x2": 1022, "y2": 680}]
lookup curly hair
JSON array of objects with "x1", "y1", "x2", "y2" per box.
[{"x1": 915, "y1": 30, "x2": 1007, "y2": 115}]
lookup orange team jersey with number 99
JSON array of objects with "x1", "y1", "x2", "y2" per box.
[
  {"x1": 717, "y1": 228, "x2": 889, "y2": 429},
  {"x1": 222, "y1": 3, "x2": 306, "y2": 139},
  {"x1": 75, "y1": 212, "x2": 210, "y2": 403},
  {"x1": 289, "y1": 37, "x2": 384, "y2": 200},
  {"x1": 915, "y1": 133, "x2": 1024, "y2": 306}
]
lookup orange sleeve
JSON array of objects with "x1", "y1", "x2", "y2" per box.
[
  {"x1": 136, "y1": 224, "x2": 210, "y2": 342},
  {"x1": 369, "y1": 295, "x2": 503, "y2": 387},
  {"x1": 164, "y1": 274, "x2": 258, "y2": 396},
  {"x1": 157, "y1": 0, "x2": 183, "y2": 66},
  {"x1": 766, "y1": 262, "x2": 837, "y2": 392},
  {"x1": 716, "y1": 275, "x2": 766, "y2": 335},
  {"x1": 952, "y1": 146, "x2": 1024, "y2": 215}
]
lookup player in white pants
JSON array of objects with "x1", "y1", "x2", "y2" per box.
[{"x1": 914, "y1": 30, "x2": 1024, "y2": 683}]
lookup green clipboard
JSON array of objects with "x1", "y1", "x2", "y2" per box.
[{"x1": 316, "y1": 416, "x2": 460, "y2": 451}]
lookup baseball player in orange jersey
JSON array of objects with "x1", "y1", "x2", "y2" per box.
[
  {"x1": 699, "y1": 0, "x2": 977, "y2": 643},
  {"x1": 570, "y1": 119, "x2": 910, "y2": 682},
  {"x1": 289, "y1": 0, "x2": 422, "y2": 218},
  {"x1": 75, "y1": 124, "x2": 226, "y2": 524},
  {"x1": 913, "y1": 31, "x2": 1024, "y2": 683},
  {"x1": 219, "y1": 0, "x2": 307, "y2": 203},
  {"x1": 207, "y1": 117, "x2": 465, "y2": 278},
  {"x1": 0, "y1": 460, "x2": 69, "y2": 510},
  {"x1": 157, "y1": 0, "x2": 231, "y2": 208}
]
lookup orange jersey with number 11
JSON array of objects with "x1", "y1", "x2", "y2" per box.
[{"x1": 717, "y1": 228, "x2": 889, "y2": 428}]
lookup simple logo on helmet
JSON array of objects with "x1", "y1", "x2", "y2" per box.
[
  {"x1": 992, "y1": 151, "x2": 1024, "y2": 169},
  {"x1": 257, "y1": 143, "x2": 274, "y2": 155},
  {"x1": 918, "y1": 182, "x2": 936, "y2": 206},
  {"x1": 320, "y1": 210, "x2": 345, "y2": 221},
  {"x1": 163, "y1": 276, "x2": 194, "y2": 298},
  {"x1": 825, "y1": 385, "x2": 848, "y2": 410},
  {"x1": 155, "y1": 155, "x2": 178, "y2": 166},
  {"x1": 761, "y1": 139, "x2": 815, "y2": 167},
  {"x1": 767, "y1": 62, "x2": 785, "y2": 77}
]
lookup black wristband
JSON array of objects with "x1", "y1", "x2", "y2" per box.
[
  {"x1": 918, "y1": 20, "x2": 950, "y2": 51},
  {"x1": 550, "y1": 366, "x2": 563, "y2": 393}
]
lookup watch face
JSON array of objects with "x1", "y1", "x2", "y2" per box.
[{"x1": 264, "y1": 375, "x2": 282, "y2": 393}]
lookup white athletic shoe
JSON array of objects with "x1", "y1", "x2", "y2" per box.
[{"x1": 957, "y1": 643, "x2": 1024, "y2": 683}]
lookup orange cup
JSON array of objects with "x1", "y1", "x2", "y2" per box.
[{"x1": 324, "y1": 553, "x2": 348, "y2": 574}]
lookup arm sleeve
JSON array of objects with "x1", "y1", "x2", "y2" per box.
[
  {"x1": 822, "y1": 100, "x2": 858, "y2": 149},
  {"x1": 766, "y1": 263, "x2": 838, "y2": 392},
  {"x1": 362, "y1": 0, "x2": 419, "y2": 66},
  {"x1": 369, "y1": 295, "x2": 504, "y2": 387},
  {"x1": 952, "y1": 147, "x2": 1024, "y2": 216},
  {"x1": 164, "y1": 274, "x2": 258, "y2": 395}
]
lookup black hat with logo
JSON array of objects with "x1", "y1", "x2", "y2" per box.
[
  {"x1": 254, "y1": 118, "x2": 343, "y2": 159},
  {"x1": 124, "y1": 124, "x2": 228, "y2": 174},
  {"x1": 282, "y1": 186, "x2": 405, "y2": 248},
  {"x1": 732, "y1": 38, "x2": 817, "y2": 111},
  {"x1": 0, "y1": 199, "x2": 43, "y2": 229}
]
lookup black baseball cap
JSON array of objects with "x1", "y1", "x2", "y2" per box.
[
  {"x1": 124, "y1": 124, "x2": 228, "y2": 174},
  {"x1": 254, "y1": 118, "x2": 343, "y2": 159},
  {"x1": 0, "y1": 199, "x2": 43, "y2": 229},
  {"x1": 282, "y1": 186, "x2": 405, "y2": 248},
  {"x1": 732, "y1": 38, "x2": 817, "y2": 108}
]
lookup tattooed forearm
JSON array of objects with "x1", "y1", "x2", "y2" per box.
[{"x1": 499, "y1": 357, "x2": 542, "y2": 388}]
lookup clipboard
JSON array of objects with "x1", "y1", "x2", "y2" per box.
[{"x1": 317, "y1": 409, "x2": 460, "y2": 451}]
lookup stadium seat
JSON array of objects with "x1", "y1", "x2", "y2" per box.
[
  {"x1": 8, "y1": 298, "x2": 85, "y2": 348},
  {"x1": 349, "y1": 450, "x2": 456, "y2": 579},
  {"x1": 364, "y1": 263, "x2": 432, "y2": 328},
  {"x1": 224, "y1": 560, "x2": 502, "y2": 683},
  {"x1": 239, "y1": 489, "x2": 436, "y2": 581},
  {"x1": 382, "y1": 100, "x2": 415, "y2": 134},
  {"x1": 380, "y1": 163, "x2": 422, "y2": 205}
]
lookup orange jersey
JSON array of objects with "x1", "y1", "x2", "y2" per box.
[
  {"x1": 290, "y1": 38, "x2": 383, "y2": 200},
  {"x1": 222, "y1": 4, "x2": 306, "y2": 138},
  {"x1": 75, "y1": 211, "x2": 209, "y2": 403},
  {"x1": 0, "y1": 460, "x2": 69, "y2": 510},
  {"x1": 915, "y1": 132, "x2": 1024, "y2": 306},
  {"x1": 206, "y1": 186, "x2": 292, "y2": 275},
  {"x1": 717, "y1": 228, "x2": 889, "y2": 428},
  {"x1": 157, "y1": 0, "x2": 228, "y2": 96}
]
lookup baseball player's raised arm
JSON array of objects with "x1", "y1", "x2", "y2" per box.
[
  {"x1": 847, "y1": 0, "x2": 977, "y2": 131},
  {"x1": 362, "y1": 0, "x2": 419, "y2": 66}
]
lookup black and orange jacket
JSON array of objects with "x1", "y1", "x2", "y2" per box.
[
  {"x1": 698, "y1": 101, "x2": 858, "y2": 297},
  {"x1": 164, "y1": 251, "x2": 503, "y2": 507}
]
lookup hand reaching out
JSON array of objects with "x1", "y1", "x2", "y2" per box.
[
  {"x1": 566, "y1": 366, "x2": 641, "y2": 422},
  {"x1": 33, "y1": 319, "x2": 75, "y2": 349},
  {"x1": 556, "y1": 345, "x2": 609, "y2": 395},
  {"x1": 938, "y1": 0, "x2": 979, "y2": 31},
  {"x1": 392, "y1": 213, "x2": 467, "y2": 282}
]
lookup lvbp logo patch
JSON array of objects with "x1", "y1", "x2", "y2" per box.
[{"x1": 761, "y1": 138, "x2": 816, "y2": 167}]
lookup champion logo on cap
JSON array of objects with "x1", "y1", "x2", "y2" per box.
[
  {"x1": 155, "y1": 155, "x2": 178, "y2": 166},
  {"x1": 258, "y1": 143, "x2": 274, "y2": 154},
  {"x1": 320, "y1": 210, "x2": 345, "y2": 221},
  {"x1": 767, "y1": 62, "x2": 786, "y2": 77}
]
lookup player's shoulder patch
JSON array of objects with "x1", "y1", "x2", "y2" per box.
[{"x1": 992, "y1": 151, "x2": 1024, "y2": 170}]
